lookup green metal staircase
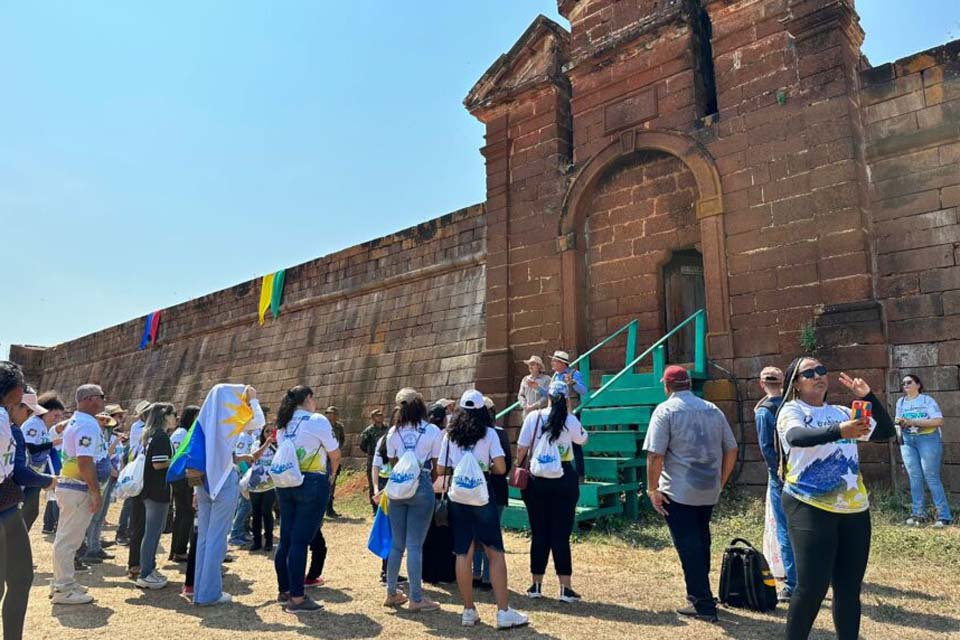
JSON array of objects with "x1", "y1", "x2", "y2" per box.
[{"x1": 498, "y1": 309, "x2": 708, "y2": 531}]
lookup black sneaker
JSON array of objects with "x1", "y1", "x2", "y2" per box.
[
  {"x1": 380, "y1": 572, "x2": 387, "y2": 585},
  {"x1": 777, "y1": 587, "x2": 793, "y2": 603},
  {"x1": 74, "y1": 559, "x2": 90, "y2": 572},
  {"x1": 676, "y1": 604, "x2": 718, "y2": 623},
  {"x1": 398, "y1": 575, "x2": 408, "y2": 584},
  {"x1": 101, "y1": 540, "x2": 116, "y2": 549},
  {"x1": 80, "y1": 555, "x2": 103, "y2": 565},
  {"x1": 42, "y1": 528, "x2": 56, "y2": 535},
  {"x1": 285, "y1": 596, "x2": 323, "y2": 613},
  {"x1": 248, "y1": 543, "x2": 262, "y2": 552},
  {"x1": 559, "y1": 586, "x2": 582, "y2": 603},
  {"x1": 93, "y1": 549, "x2": 114, "y2": 560},
  {"x1": 116, "y1": 536, "x2": 130, "y2": 547},
  {"x1": 526, "y1": 583, "x2": 543, "y2": 599}
]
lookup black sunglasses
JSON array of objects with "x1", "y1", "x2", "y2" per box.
[
  {"x1": 798, "y1": 365, "x2": 828, "y2": 379},
  {"x1": 901, "y1": 380, "x2": 916, "y2": 387}
]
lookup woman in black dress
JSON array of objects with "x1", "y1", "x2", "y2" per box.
[{"x1": 421, "y1": 404, "x2": 456, "y2": 584}]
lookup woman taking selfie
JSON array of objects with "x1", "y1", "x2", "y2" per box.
[
  {"x1": 896, "y1": 374, "x2": 952, "y2": 527},
  {"x1": 776, "y1": 358, "x2": 895, "y2": 640}
]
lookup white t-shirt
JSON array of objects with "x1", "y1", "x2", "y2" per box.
[
  {"x1": 386, "y1": 421, "x2": 443, "y2": 466},
  {"x1": 128, "y1": 419, "x2": 145, "y2": 459},
  {"x1": 438, "y1": 428, "x2": 505, "y2": 472},
  {"x1": 21, "y1": 415, "x2": 49, "y2": 447},
  {"x1": 170, "y1": 427, "x2": 188, "y2": 452},
  {"x1": 278, "y1": 409, "x2": 340, "y2": 473},
  {"x1": 518, "y1": 409, "x2": 588, "y2": 463},
  {"x1": 60, "y1": 411, "x2": 103, "y2": 486},
  {"x1": 777, "y1": 399, "x2": 876, "y2": 514},
  {"x1": 0, "y1": 407, "x2": 15, "y2": 480},
  {"x1": 234, "y1": 431, "x2": 255, "y2": 456},
  {"x1": 372, "y1": 435, "x2": 390, "y2": 478},
  {"x1": 895, "y1": 394, "x2": 943, "y2": 436}
]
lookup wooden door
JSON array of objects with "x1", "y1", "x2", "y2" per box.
[{"x1": 663, "y1": 250, "x2": 705, "y2": 364}]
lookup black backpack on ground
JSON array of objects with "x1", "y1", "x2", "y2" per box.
[{"x1": 718, "y1": 537, "x2": 778, "y2": 612}]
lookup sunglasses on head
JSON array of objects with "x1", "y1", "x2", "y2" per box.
[{"x1": 798, "y1": 365, "x2": 828, "y2": 379}]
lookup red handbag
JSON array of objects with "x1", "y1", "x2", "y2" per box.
[{"x1": 509, "y1": 414, "x2": 540, "y2": 490}]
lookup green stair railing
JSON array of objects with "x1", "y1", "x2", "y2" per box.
[
  {"x1": 576, "y1": 309, "x2": 706, "y2": 415},
  {"x1": 495, "y1": 318, "x2": 641, "y2": 422}
]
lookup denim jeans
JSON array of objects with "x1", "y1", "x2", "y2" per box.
[
  {"x1": 85, "y1": 476, "x2": 116, "y2": 554},
  {"x1": 140, "y1": 498, "x2": 170, "y2": 578},
  {"x1": 768, "y1": 477, "x2": 797, "y2": 591},
  {"x1": 471, "y1": 504, "x2": 505, "y2": 581},
  {"x1": 901, "y1": 431, "x2": 953, "y2": 521},
  {"x1": 229, "y1": 495, "x2": 252, "y2": 543},
  {"x1": 275, "y1": 473, "x2": 329, "y2": 598},
  {"x1": 195, "y1": 472, "x2": 239, "y2": 604},
  {"x1": 387, "y1": 469, "x2": 434, "y2": 602}
]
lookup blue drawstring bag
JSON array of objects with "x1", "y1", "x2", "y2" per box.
[{"x1": 367, "y1": 505, "x2": 392, "y2": 560}]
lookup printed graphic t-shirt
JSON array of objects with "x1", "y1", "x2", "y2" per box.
[
  {"x1": 278, "y1": 409, "x2": 340, "y2": 473},
  {"x1": 518, "y1": 409, "x2": 588, "y2": 463},
  {"x1": 438, "y1": 428, "x2": 505, "y2": 472},
  {"x1": 0, "y1": 408, "x2": 15, "y2": 480},
  {"x1": 777, "y1": 399, "x2": 877, "y2": 514},
  {"x1": 895, "y1": 394, "x2": 943, "y2": 436},
  {"x1": 60, "y1": 411, "x2": 102, "y2": 487}
]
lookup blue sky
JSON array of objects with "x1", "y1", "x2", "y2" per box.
[{"x1": 2, "y1": 1, "x2": 958, "y2": 356}]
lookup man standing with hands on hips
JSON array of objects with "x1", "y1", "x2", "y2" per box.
[
  {"x1": 643, "y1": 366, "x2": 738, "y2": 623},
  {"x1": 51, "y1": 384, "x2": 106, "y2": 605}
]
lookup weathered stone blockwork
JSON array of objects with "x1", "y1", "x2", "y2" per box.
[
  {"x1": 863, "y1": 41, "x2": 960, "y2": 492},
  {"x1": 27, "y1": 207, "x2": 486, "y2": 462},
  {"x1": 14, "y1": 2, "x2": 959, "y2": 493}
]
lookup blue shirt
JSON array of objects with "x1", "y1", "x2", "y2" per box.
[
  {"x1": 11, "y1": 425, "x2": 54, "y2": 490},
  {"x1": 754, "y1": 396, "x2": 782, "y2": 483},
  {"x1": 551, "y1": 368, "x2": 588, "y2": 397}
]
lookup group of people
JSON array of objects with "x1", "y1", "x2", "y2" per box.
[{"x1": 0, "y1": 348, "x2": 953, "y2": 639}]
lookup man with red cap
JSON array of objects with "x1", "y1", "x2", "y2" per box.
[{"x1": 643, "y1": 365, "x2": 738, "y2": 622}]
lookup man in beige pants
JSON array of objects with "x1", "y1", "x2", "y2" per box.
[{"x1": 51, "y1": 384, "x2": 105, "y2": 604}]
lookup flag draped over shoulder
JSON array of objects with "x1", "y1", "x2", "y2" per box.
[
  {"x1": 258, "y1": 269, "x2": 286, "y2": 325},
  {"x1": 166, "y1": 383, "x2": 263, "y2": 499}
]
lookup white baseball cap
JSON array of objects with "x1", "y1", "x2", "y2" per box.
[{"x1": 459, "y1": 389, "x2": 485, "y2": 410}]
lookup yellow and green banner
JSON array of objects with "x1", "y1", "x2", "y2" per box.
[{"x1": 258, "y1": 269, "x2": 286, "y2": 325}]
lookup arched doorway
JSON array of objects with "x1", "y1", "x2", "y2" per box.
[{"x1": 557, "y1": 129, "x2": 731, "y2": 361}]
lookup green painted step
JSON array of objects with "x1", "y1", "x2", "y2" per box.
[
  {"x1": 582, "y1": 430, "x2": 645, "y2": 455},
  {"x1": 584, "y1": 456, "x2": 645, "y2": 482},
  {"x1": 501, "y1": 499, "x2": 623, "y2": 531},
  {"x1": 599, "y1": 369, "x2": 710, "y2": 388},
  {"x1": 580, "y1": 406, "x2": 652, "y2": 427},
  {"x1": 507, "y1": 481, "x2": 640, "y2": 507},
  {"x1": 585, "y1": 385, "x2": 704, "y2": 408},
  {"x1": 586, "y1": 387, "x2": 667, "y2": 407}
]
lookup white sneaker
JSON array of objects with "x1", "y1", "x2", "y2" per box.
[
  {"x1": 51, "y1": 590, "x2": 94, "y2": 605},
  {"x1": 49, "y1": 583, "x2": 89, "y2": 597},
  {"x1": 461, "y1": 608, "x2": 480, "y2": 626},
  {"x1": 496, "y1": 607, "x2": 529, "y2": 629},
  {"x1": 197, "y1": 592, "x2": 233, "y2": 606},
  {"x1": 932, "y1": 520, "x2": 950, "y2": 529},
  {"x1": 136, "y1": 573, "x2": 169, "y2": 590}
]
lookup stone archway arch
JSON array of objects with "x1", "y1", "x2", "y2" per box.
[{"x1": 557, "y1": 128, "x2": 731, "y2": 359}]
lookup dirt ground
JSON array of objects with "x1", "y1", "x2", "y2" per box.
[{"x1": 24, "y1": 484, "x2": 960, "y2": 640}]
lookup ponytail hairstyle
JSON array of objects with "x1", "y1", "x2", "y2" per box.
[
  {"x1": 447, "y1": 407, "x2": 491, "y2": 449},
  {"x1": 545, "y1": 393, "x2": 568, "y2": 443},
  {"x1": 142, "y1": 402, "x2": 176, "y2": 448},
  {"x1": 277, "y1": 385, "x2": 313, "y2": 430}
]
